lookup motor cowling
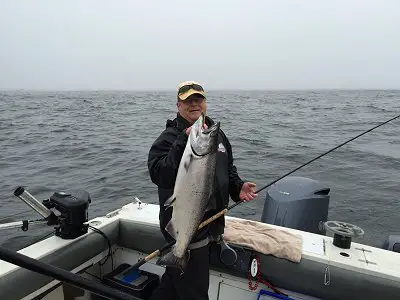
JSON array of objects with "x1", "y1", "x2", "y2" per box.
[
  {"x1": 382, "y1": 235, "x2": 400, "y2": 253},
  {"x1": 261, "y1": 176, "x2": 330, "y2": 235}
]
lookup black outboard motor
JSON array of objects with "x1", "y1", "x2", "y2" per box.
[
  {"x1": 43, "y1": 191, "x2": 91, "y2": 239},
  {"x1": 261, "y1": 176, "x2": 330, "y2": 235}
]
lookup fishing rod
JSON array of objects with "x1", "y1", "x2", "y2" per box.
[{"x1": 131, "y1": 112, "x2": 400, "y2": 270}]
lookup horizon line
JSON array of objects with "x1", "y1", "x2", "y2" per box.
[{"x1": 1, "y1": 87, "x2": 400, "y2": 92}]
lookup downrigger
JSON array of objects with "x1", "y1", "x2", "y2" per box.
[{"x1": 8, "y1": 186, "x2": 91, "y2": 240}]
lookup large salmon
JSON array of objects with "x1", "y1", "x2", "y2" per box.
[{"x1": 157, "y1": 112, "x2": 220, "y2": 271}]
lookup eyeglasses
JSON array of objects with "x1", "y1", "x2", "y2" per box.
[{"x1": 178, "y1": 84, "x2": 204, "y2": 95}]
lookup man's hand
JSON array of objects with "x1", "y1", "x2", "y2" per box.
[
  {"x1": 185, "y1": 123, "x2": 208, "y2": 136},
  {"x1": 239, "y1": 182, "x2": 258, "y2": 202}
]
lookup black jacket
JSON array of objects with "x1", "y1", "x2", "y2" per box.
[{"x1": 147, "y1": 113, "x2": 244, "y2": 243}]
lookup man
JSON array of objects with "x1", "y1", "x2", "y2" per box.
[{"x1": 147, "y1": 81, "x2": 257, "y2": 300}]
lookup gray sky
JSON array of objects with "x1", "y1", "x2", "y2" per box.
[{"x1": 1, "y1": 0, "x2": 399, "y2": 90}]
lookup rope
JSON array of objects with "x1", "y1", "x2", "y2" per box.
[{"x1": 247, "y1": 255, "x2": 287, "y2": 296}]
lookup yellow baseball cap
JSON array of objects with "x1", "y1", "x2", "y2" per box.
[{"x1": 177, "y1": 81, "x2": 206, "y2": 101}]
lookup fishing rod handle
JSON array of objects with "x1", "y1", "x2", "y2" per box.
[
  {"x1": 131, "y1": 239, "x2": 177, "y2": 269},
  {"x1": 146, "y1": 249, "x2": 160, "y2": 260},
  {"x1": 198, "y1": 200, "x2": 245, "y2": 230},
  {"x1": 198, "y1": 208, "x2": 228, "y2": 229},
  {"x1": 131, "y1": 249, "x2": 160, "y2": 270}
]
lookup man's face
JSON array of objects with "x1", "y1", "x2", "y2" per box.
[{"x1": 177, "y1": 94, "x2": 207, "y2": 124}]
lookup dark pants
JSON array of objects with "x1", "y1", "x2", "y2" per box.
[{"x1": 149, "y1": 245, "x2": 211, "y2": 300}]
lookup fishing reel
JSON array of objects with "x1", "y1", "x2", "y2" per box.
[{"x1": 12, "y1": 187, "x2": 91, "y2": 239}]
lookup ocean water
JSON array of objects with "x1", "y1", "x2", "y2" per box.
[{"x1": 0, "y1": 90, "x2": 399, "y2": 251}]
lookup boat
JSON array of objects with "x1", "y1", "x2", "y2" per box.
[{"x1": 0, "y1": 176, "x2": 399, "y2": 300}]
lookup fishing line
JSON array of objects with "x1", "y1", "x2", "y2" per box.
[{"x1": 132, "y1": 112, "x2": 400, "y2": 270}]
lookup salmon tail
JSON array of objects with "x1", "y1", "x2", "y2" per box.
[{"x1": 156, "y1": 248, "x2": 190, "y2": 273}]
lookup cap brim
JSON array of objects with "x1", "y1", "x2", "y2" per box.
[{"x1": 178, "y1": 89, "x2": 206, "y2": 101}]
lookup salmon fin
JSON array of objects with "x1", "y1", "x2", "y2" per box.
[
  {"x1": 183, "y1": 154, "x2": 193, "y2": 171},
  {"x1": 164, "y1": 195, "x2": 176, "y2": 209}
]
